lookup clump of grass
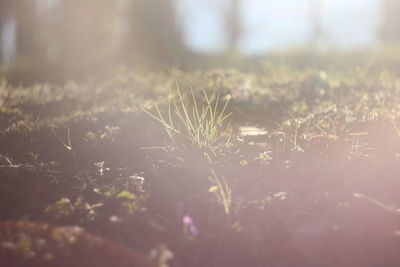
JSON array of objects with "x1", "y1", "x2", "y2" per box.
[
  {"x1": 143, "y1": 86, "x2": 234, "y2": 213},
  {"x1": 142, "y1": 85, "x2": 232, "y2": 153},
  {"x1": 208, "y1": 167, "x2": 232, "y2": 214}
]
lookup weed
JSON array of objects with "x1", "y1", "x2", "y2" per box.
[
  {"x1": 142, "y1": 85, "x2": 232, "y2": 153},
  {"x1": 143, "y1": 86, "x2": 234, "y2": 213},
  {"x1": 209, "y1": 167, "x2": 232, "y2": 214}
]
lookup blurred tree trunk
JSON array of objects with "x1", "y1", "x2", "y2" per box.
[
  {"x1": 0, "y1": 2, "x2": 5, "y2": 63},
  {"x1": 380, "y1": 0, "x2": 400, "y2": 44},
  {"x1": 5, "y1": 0, "x2": 49, "y2": 83},
  {"x1": 225, "y1": 0, "x2": 242, "y2": 51},
  {"x1": 53, "y1": 0, "x2": 117, "y2": 79},
  {"x1": 0, "y1": 1, "x2": 15, "y2": 65},
  {"x1": 123, "y1": 0, "x2": 185, "y2": 66},
  {"x1": 15, "y1": 0, "x2": 41, "y2": 57}
]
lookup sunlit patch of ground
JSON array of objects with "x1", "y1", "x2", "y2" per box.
[{"x1": 1, "y1": 66, "x2": 400, "y2": 267}]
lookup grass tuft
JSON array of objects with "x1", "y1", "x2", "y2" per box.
[{"x1": 142, "y1": 85, "x2": 232, "y2": 153}]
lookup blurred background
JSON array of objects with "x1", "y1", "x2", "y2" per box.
[{"x1": 0, "y1": 0, "x2": 399, "y2": 84}]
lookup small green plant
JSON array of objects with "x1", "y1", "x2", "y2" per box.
[
  {"x1": 142, "y1": 85, "x2": 232, "y2": 153},
  {"x1": 393, "y1": 120, "x2": 400, "y2": 137},
  {"x1": 143, "y1": 86, "x2": 233, "y2": 213},
  {"x1": 209, "y1": 167, "x2": 232, "y2": 214}
]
